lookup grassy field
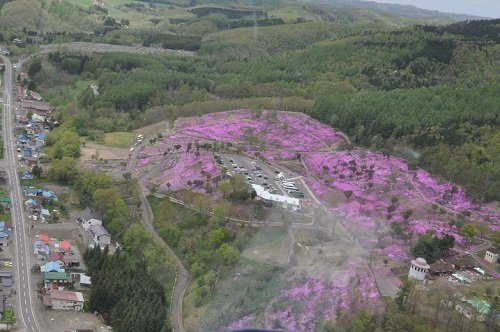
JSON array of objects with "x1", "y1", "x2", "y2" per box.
[{"x1": 103, "y1": 132, "x2": 136, "y2": 148}]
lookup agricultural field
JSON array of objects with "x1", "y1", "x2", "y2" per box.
[{"x1": 134, "y1": 109, "x2": 500, "y2": 330}]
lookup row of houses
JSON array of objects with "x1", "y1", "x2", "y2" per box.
[
  {"x1": 33, "y1": 233, "x2": 89, "y2": 311},
  {"x1": 15, "y1": 84, "x2": 53, "y2": 169},
  {"x1": 23, "y1": 185, "x2": 59, "y2": 222}
]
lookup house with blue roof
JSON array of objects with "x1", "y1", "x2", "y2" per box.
[
  {"x1": 17, "y1": 134, "x2": 29, "y2": 144},
  {"x1": 23, "y1": 187, "x2": 38, "y2": 197},
  {"x1": 37, "y1": 133, "x2": 46, "y2": 142},
  {"x1": 42, "y1": 191, "x2": 58, "y2": 202},
  {"x1": 34, "y1": 240, "x2": 50, "y2": 255},
  {"x1": 24, "y1": 199, "x2": 41, "y2": 213},
  {"x1": 23, "y1": 146, "x2": 32, "y2": 158},
  {"x1": 22, "y1": 170, "x2": 33, "y2": 180},
  {"x1": 0, "y1": 222, "x2": 10, "y2": 239},
  {"x1": 41, "y1": 261, "x2": 65, "y2": 273}
]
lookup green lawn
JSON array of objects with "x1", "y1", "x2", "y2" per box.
[{"x1": 104, "y1": 132, "x2": 136, "y2": 148}]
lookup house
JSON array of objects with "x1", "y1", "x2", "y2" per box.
[
  {"x1": 59, "y1": 240, "x2": 70, "y2": 254},
  {"x1": 34, "y1": 240, "x2": 50, "y2": 257},
  {"x1": 37, "y1": 133, "x2": 46, "y2": 143},
  {"x1": 484, "y1": 247, "x2": 499, "y2": 264},
  {"x1": 43, "y1": 289, "x2": 84, "y2": 311},
  {"x1": 22, "y1": 170, "x2": 33, "y2": 180},
  {"x1": 29, "y1": 90, "x2": 43, "y2": 101},
  {"x1": 79, "y1": 274, "x2": 91, "y2": 287},
  {"x1": 31, "y1": 113, "x2": 45, "y2": 123},
  {"x1": 23, "y1": 146, "x2": 33, "y2": 158},
  {"x1": 41, "y1": 261, "x2": 65, "y2": 273},
  {"x1": 42, "y1": 191, "x2": 58, "y2": 201},
  {"x1": 24, "y1": 199, "x2": 41, "y2": 213},
  {"x1": 16, "y1": 86, "x2": 25, "y2": 100},
  {"x1": 76, "y1": 207, "x2": 97, "y2": 223},
  {"x1": 47, "y1": 252, "x2": 64, "y2": 263},
  {"x1": 0, "y1": 271, "x2": 12, "y2": 289},
  {"x1": 41, "y1": 209, "x2": 51, "y2": 220},
  {"x1": 0, "y1": 221, "x2": 10, "y2": 233},
  {"x1": 17, "y1": 134, "x2": 29, "y2": 145},
  {"x1": 81, "y1": 218, "x2": 102, "y2": 231},
  {"x1": 71, "y1": 273, "x2": 91, "y2": 287},
  {"x1": 42, "y1": 272, "x2": 70, "y2": 287},
  {"x1": 89, "y1": 225, "x2": 111, "y2": 247},
  {"x1": 455, "y1": 298, "x2": 491, "y2": 321},
  {"x1": 38, "y1": 233, "x2": 49, "y2": 243},
  {"x1": 0, "y1": 222, "x2": 10, "y2": 242},
  {"x1": 21, "y1": 100, "x2": 51, "y2": 115},
  {"x1": 16, "y1": 115, "x2": 29, "y2": 126},
  {"x1": 0, "y1": 197, "x2": 11, "y2": 210},
  {"x1": 26, "y1": 156, "x2": 38, "y2": 166},
  {"x1": 23, "y1": 187, "x2": 38, "y2": 197}
]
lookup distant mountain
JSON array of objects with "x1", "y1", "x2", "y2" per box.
[{"x1": 308, "y1": 0, "x2": 486, "y2": 21}]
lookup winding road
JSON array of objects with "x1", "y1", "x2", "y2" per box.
[{"x1": 2, "y1": 55, "x2": 42, "y2": 331}]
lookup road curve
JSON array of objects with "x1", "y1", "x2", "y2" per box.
[
  {"x1": 138, "y1": 190, "x2": 189, "y2": 332},
  {"x1": 2, "y1": 55, "x2": 41, "y2": 332}
]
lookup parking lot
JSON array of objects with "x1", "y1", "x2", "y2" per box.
[{"x1": 218, "y1": 153, "x2": 312, "y2": 202}]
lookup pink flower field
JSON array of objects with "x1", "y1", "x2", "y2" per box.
[
  {"x1": 134, "y1": 110, "x2": 499, "y2": 331},
  {"x1": 136, "y1": 108, "x2": 499, "y2": 252},
  {"x1": 265, "y1": 270, "x2": 380, "y2": 331}
]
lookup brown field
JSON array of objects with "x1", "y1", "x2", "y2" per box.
[{"x1": 80, "y1": 143, "x2": 129, "y2": 161}]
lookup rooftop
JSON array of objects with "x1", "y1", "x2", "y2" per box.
[
  {"x1": 446, "y1": 254, "x2": 479, "y2": 268},
  {"x1": 429, "y1": 261, "x2": 454, "y2": 273},
  {"x1": 486, "y1": 246, "x2": 500, "y2": 254},
  {"x1": 49, "y1": 289, "x2": 84, "y2": 302},
  {"x1": 251, "y1": 184, "x2": 300, "y2": 207},
  {"x1": 43, "y1": 272, "x2": 70, "y2": 281},
  {"x1": 89, "y1": 224, "x2": 110, "y2": 238},
  {"x1": 411, "y1": 257, "x2": 430, "y2": 269},
  {"x1": 21, "y1": 100, "x2": 51, "y2": 112},
  {"x1": 77, "y1": 207, "x2": 96, "y2": 222}
]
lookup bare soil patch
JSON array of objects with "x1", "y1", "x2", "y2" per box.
[{"x1": 80, "y1": 143, "x2": 128, "y2": 161}]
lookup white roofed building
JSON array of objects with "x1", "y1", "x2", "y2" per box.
[{"x1": 252, "y1": 184, "x2": 300, "y2": 211}]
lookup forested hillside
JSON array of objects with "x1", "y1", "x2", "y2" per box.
[{"x1": 31, "y1": 17, "x2": 500, "y2": 202}]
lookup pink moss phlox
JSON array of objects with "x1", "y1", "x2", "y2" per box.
[
  {"x1": 227, "y1": 315, "x2": 256, "y2": 329},
  {"x1": 377, "y1": 243, "x2": 410, "y2": 261}
]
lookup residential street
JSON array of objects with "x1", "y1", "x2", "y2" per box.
[{"x1": 1, "y1": 55, "x2": 41, "y2": 332}]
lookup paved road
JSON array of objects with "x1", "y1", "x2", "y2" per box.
[
  {"x1": 138, "y1": 189, "x2": 189, "y2": 332},
  {"x1": 2, "y1": 55, "x2": 41, "y2": 331}
]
